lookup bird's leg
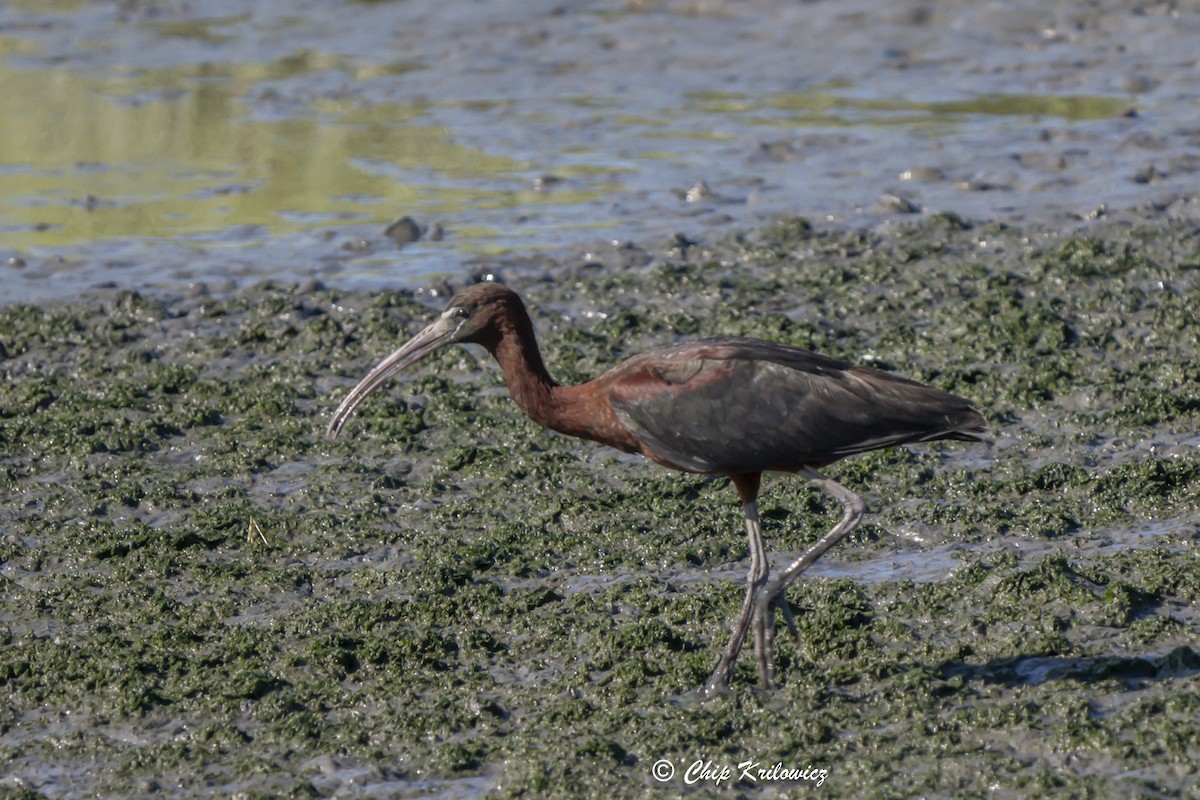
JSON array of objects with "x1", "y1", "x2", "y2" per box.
[
  {"x1": 751, "y1": 512, "x2": 775, "y2": 692},
  {"x1": 759, "y1": 466, "x2": 865, "y2": 616},
  {"x1": 751, "y1": 589, "x2": 802, "y2": 691},
  {"x1": 777, "y1": 596, "x2": 800, "y2": 640},
  {"x1": 753, "y1": 580, "x2": 776, "y2": 691},
  {"x1": 704, "y1": 500, "x2": 769, "y2": 697}
]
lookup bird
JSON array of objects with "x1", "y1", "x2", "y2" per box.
[{"x1": 327, "y1": 283, "x2": 986, "y2": 696}]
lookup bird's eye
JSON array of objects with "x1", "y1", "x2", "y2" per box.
[{"x1": 451, "y1": 306, "x2": 469, "y2": 319}]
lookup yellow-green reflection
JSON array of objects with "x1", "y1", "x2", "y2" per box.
[
  {"x1": 10, "y1": 0, "x2": 84, "y2": 10},
  {"x1": 0, "y1": 56, "x2": 564, "y2": 251},
  {"x1": 0, "y1": 36, "x2": 38, "y2": 58},
  {"x1": 644, "y1": 129, "x2": 736, "y2": 141},
  {"x1": 686, "y1": 88, "x2": 1130, "y2": 128},
  {"x1": 150, "y1": 14, "x2": 248, "y2": 45}
]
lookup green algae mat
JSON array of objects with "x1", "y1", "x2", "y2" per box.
[{"x1": 2, "y1": 216, "x2": 1199, "y2": 798}]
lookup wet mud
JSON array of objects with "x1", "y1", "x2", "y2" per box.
[{"x1": 2, "y1": 214, "x2": 1199, "y2": 797}]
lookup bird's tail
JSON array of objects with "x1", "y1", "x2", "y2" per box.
[{"x1": 927, "y1": 406, "x2": 988, "y2": 444}]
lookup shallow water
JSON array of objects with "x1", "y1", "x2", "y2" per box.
[{"x1": 3, "y1": 0, "x2": 1199, "y2": 302}]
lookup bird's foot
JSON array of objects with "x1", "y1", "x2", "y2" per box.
[
  {"x1": 704, "y1": 589, "x2": 801, "y2": 696},
  {"x1": 752, "y1": 587, "x2": 803, "y2": 691},
  {"x1": 704, "y1": 621, "x2": 776, "y2": 696},
  {"x1": 702, "y1": 670, "x2": 732, "y2": 699},
  {"x1": 752, "y1": 589, "x2": 781, "y2": 692},
  {"x1": 759, "y1": 575, "x2": 800, "y2": 637}
]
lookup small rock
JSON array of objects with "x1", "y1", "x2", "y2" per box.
[
  {"x1": 1133, "y1": 165, "x2": 1166, "y2": 184},
  {"x1": 872, "y1": 194, "x2": 921, "y2": 214},
  {"x1": 899, "y1": 167, "x2": 943, "y2": 182},
  {"x1": 757, "y1": 140, "x2": 801, "y2": 161},
  {"x1": 470, "y1": 268, "x2": 503, "y2": 284},
  {"x1": 669, "y1": 232, "x2": 698, "y2": 254},
  {"x1": 957, "y1": 179, "x2": 1007, "y2": 192},
  {"x1": 680, "y1": 181, "x2": 715, "y2": 203},
  {"x1": 1120, "y1": 74, "x2": 1159, "y2": 95},
  {"x1": 383, "y1": 215, "x2": 421, "y2": 244}
]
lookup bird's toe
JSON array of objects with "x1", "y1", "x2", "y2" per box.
[
  {"x1": 777, "y1": 596, "x2": 800, "y2": 641},
  {"x1": 703, "y1": 672, "x2": 732, "y2": 699}
]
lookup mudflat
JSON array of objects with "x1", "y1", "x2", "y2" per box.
[{"x1": 2, "y1": 214, "x2": 1198, "y2": 796}]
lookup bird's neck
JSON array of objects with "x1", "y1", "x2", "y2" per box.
[
  {"x1": 488, "y1": 318, "x2": 563, "y2": 428},
  {"x1": 487, "y1": 309, "x2": 638, "y2": 453}
]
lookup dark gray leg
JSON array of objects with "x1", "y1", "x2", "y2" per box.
[
  {"x1": 756, "y1": 467, "x2": 865, "y2": 653},
  {"x1": 704, "y1": 501, "x2": 767, "y2": 697},
  {"x1": 704, "y1": 469, "x2": 864, "y2": 696}
]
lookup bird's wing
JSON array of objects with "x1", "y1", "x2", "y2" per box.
[{"x1": 607, "y1": 339, "x2": 982, "y2": 474}]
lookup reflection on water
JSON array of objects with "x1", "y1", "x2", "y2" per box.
[
  {"x1": 1, "y1": 0, "x2": 1180, "y2": 303},
  {"x1": 0, "y1": 54, "x2": 610, "y2": 253},
  {"x1": 686, "y1": 88, "x2": 1130, "y2": 129},
  {"x1": 0, "y1": 49, "x2": 1128, "y2": 253}
]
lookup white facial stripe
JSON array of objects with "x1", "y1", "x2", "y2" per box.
[{"x1": 442, "y1": 306, "x2": 469, "y2": 336}]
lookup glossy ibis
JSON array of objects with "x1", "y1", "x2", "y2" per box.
[{"x1": 327, "y1": 283, "x2": 985, "y2": 696}]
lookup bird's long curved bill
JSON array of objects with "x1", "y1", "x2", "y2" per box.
[{"x1": 326, "y1": 313, "x2": 459, "y2": 438}]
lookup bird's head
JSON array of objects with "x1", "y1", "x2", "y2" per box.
[{"x1": 326, "y1": 282, "x2": 522, "y2": 438}]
